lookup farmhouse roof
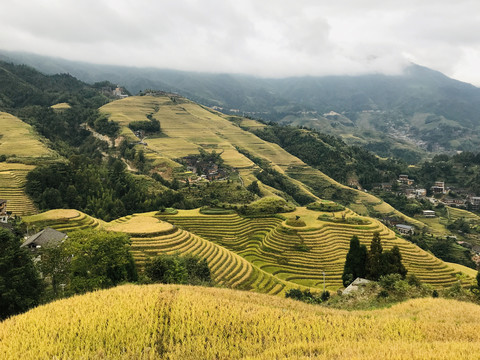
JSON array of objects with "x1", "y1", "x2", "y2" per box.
[
  {"x1": 396, "y1": 224, "x2": 413, "y2": 230},
  {"x1": 21, "y1": 227, "x2": 67, "y2": 248},
  {"x1": 0, "y1": 199, "x2": 6, "y2": 205}
]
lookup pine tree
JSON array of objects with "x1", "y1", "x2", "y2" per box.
[
  {"x1": 342, "y1": 235, "x2": 367, "y2": 286},
  {"x1": 366, "y1": 232, "x2": 383, "y2": 280}
]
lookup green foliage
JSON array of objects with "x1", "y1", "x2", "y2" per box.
[
  {"x1": 38, "y1": 244, "x2": 70, "y2": 299},
  {"x1": 145, "y1": 254, "x2": 212, "y2": 285},
  {"x1": 87, "y1": 112, "x2": 120, "y2": 138},
  {"x1": 128, "y1": 118, "x2": 161, "y2": 133},
  {"x1": 25, "y1": 155, "x2": 185, "y2": 221},
  {"x1": 342, "y1": 235, "x2": 367, "y2": 286},
  {"x1": 286, "y1": 216, "x2": 306, "y2": 227},
  {"x1": 407, "y1": 233, "x2": 476, "y2": 269},
  {"x1": 0, "y1": 228, "x2": 43, "y2": 320},
  {"x1": 285, "y1": 288, "x2": 330, "y2": 304},
  {"x1": 365, "y1": 232, "x2": 407, "y2": 281},
  {"x1": 238, "y1": 197, "x2": 295, "y2": 215},
  {"x1": 307, "y1": 201, "x2": 345, "y2": 212},
  {"x1": 246, "y1": 180, "x2": 261, "y2": 196},
  {"x1": 63, "y1": 229, "x2": 138, "y2": 294}
]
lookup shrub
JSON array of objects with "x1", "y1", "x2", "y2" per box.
[
  {"x1": 307, "y1": 201, "x2": 345, "y2": 212},
  {"x1": 145, "y1": 254, "x2": 212, "y2": 285},
  {"x1": 286, "y1": 216, "x2": 306, "y2": 227}
]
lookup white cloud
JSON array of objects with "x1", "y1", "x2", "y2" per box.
[{"x1": 1, "y1": 0, "x2": 480, "y2": 84}]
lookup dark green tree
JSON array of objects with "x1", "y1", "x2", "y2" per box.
[
  {"x1": 145, "y1": 254, "x2": 212, "y2": 285},
  {"x1": 0, "y1": 229, "x2": 43, "y2": 319},
  {"x1": 38, "y1": 244, "x2": 70, "y2": 299},
  {"x1": 381, "y1": 245, "x2": 407, "y2": 279},
  {"x1": 342, "y1": 235, "x2": 367, "y2": 286},
  {"x1": 366, "y1": 232, "x2": 383, "y2": 280}
]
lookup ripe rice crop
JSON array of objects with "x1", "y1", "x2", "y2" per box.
[{"x1": 1, "y1": 284, "x2": 480, "y2": 359}]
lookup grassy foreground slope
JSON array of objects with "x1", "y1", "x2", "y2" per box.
[
  {"x1": 25, "y1": 209, "x2": 473, "y2": 290},
  {"x1": 1, "y1": 284, "x2": 480, "y2": 359}
]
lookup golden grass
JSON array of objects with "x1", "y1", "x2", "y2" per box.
[
  {"x1": 280, "y1": 206, "x2": 350, "y2": 228},
  {"x1": 23, "y1": 209, "x2": 81, "y2": 222},
  {"x1": 105, "y1": 214, "x2": 175, "y2": 233},
  {"x1": 50, "y1": 102, "x2": 71, "y2": 110},
  {"x1": 0, "y1": 163, "x2": 37, "y2": 215},
  {"x1": 1, "y1": 284, "x2": 480, "y2": 359},
  {"x1": 0, "y1": 112, "x2": 55, "y2": 158},
  {"x1": 444, "y1": 262, "x2": 478, "y2": 279},
  {"x1": 448, "y1": 206, "x2": 480, "y2": 222}
]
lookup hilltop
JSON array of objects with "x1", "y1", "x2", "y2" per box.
[{"x1": 1, "y1": 284, "x2": 480, "y2": 359}]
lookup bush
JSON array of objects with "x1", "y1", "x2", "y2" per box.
[
  {"x1": 145, "y1": 254, "x2": 212, "y2": 285},
  {"x1": 240, "y1": 197, "x2": 295, "y2": 215},
  {"x1": 285, "y1": 288, "x2": 329, "y2": 304},
  {"x1": 307, "y1": 201, "x2": 345, "y2": 212},
  {"x1": 286, "y1": 216, "x2": 306, "y2": 227}
]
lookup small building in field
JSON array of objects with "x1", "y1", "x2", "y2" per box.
[
  {"x1": 422, "y1": 210, "x2": 436, "y2": 218},
  {"x1": 0, "y1": 199, "x2": 7, "y2": 223},
  {"x1": 21, "y1": 228, "x2": 67, "y2": 250},
  {"x1": 395, "y1": 224, "x2": 414, "y2": 235}
]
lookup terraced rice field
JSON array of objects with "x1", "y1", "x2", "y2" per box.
[
  {"x1": 0, "y1": 112, "x2": 55, "y2": 159},
  {"x1": 448, "y1": 206, "x2": 480, "y2": 222},
  {"x1": 0, "y1": 163, "x2": 37, "y2": 215},
  {"x1": 24, "y1": 210, "x2": 290, "y2": 295},
  {"x1": 159, "y1": 209, "x2": 471, "y2": 289},
  {"x1": 25, "y1": 208, "x2": 472, "y2": 292}
]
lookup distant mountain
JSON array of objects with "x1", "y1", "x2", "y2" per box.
[{"x1": 2, "y1": 50, "x2": 480, "y2": 161}]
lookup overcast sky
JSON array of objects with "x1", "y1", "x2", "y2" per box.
[{"x1": 2, "y1": 0, "x2": 480, "y2": 84}]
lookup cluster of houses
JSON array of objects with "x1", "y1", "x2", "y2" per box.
[
  {"x1": 182, "y1": 155, "x2": 228, "y2": 182},
  {"x1": 379, "y1": 175, "x2": 480, "y2": 210}
]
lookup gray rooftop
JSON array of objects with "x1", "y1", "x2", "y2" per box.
[{"x1": 21, "y1": 227, "x2": 67, "y2": 248}]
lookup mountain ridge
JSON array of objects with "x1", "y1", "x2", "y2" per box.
[{"x1": 2, "y1": 50, "x2": 479, "y2": 159}]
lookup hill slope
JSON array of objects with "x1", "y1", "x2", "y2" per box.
[{"x1": 1, "y1": 284, "x2": 480, "y2": 359}]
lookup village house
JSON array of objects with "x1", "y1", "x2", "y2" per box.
[
  {"x1": 442, "y1": 198, "x2": 466, "y2": 207},
  {"x1": 431, "y1": 181, "x2": 446, "y2": 194},
  {"x1": 422, "y1": 210, "x2": 436, "y2": 218},
  {"x1": 469, "y1": 196, "x2": 480, "y2": 211},
  {"x1": 0, "y1": 199, "x2": 9, "y2": 223},
  {"x1": 21, "y1": 227, "x2": 67, "y2": 250},
  {"x1": 113, "y1": 86, "x2": 128, "y2": 98},
  {"x1": 398, "y1": 175, "x2": 414, "y2": 186},
  {"x1": 380, "y1": 183, "x2": 392, "y2": 191},
  {"x1": 395, "y1": 224, "x2": 414, "y2": 235},
  {"x1": 415, "y1": 189, "x2": 427, "y2": 197}
]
